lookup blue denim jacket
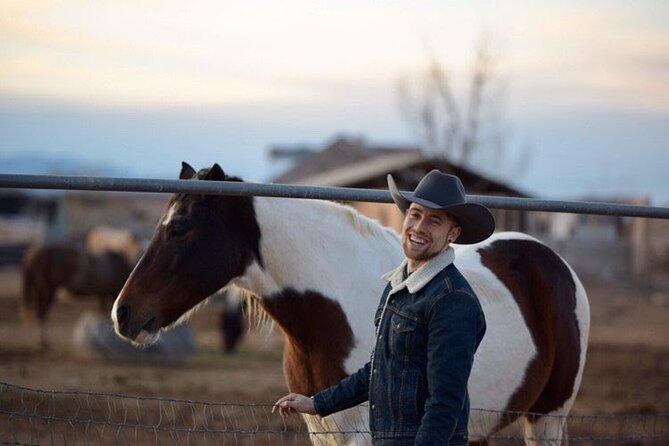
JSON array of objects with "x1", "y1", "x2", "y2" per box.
[{"x1": 313, "y1": 248, "x2": 486, "y2": 445}]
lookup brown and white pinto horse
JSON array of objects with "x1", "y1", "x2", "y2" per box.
[
  {"x1": 112, "y1": 163, "x2": 590, "y2": 445},
  {"x1": 22, "y1": 243, "x2": 133, "y2": 349}
]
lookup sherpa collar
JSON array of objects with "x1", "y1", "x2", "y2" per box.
[{"x1": 382, "y1": 247, "x2": 455, "y2": 295}]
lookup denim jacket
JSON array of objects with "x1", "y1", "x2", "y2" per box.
[{"x1": 313, "y1": 248, "x2": 487, "y2": 445}]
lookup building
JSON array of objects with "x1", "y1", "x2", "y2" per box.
[{"x1": 270, "y1": 135, "x2": 531, "y2": 233}]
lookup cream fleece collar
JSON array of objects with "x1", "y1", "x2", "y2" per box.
[{"x1": 382, "y1": 247, "x2": 455, "y2": 295}]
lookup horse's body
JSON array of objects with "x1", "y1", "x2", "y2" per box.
[
  {"x1": 112, "y1": 163, "x2": 590, "y2": 445},
  {"x1": 22, "y1": 243, "x2": 133, "y2": 348}
]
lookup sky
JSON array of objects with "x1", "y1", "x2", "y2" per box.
[{"x1": 1, "y1": 0, "x2": 668, "y2": 204}]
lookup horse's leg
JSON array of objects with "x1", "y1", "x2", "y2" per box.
[
  {"x1": 525, "y1": 413, "x2": 567, "y2": 446},
  {"x1": 37, "y1": 287, "x2": 58, "y2": 351},
  {"x1": 38, "y1": 322, "x2": 49, "y2": 352},
  {"x1": 220, "y1": 301, "x2": 245, "y2": 353}
]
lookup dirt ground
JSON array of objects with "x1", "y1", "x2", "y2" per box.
[{"x1": 0, "y1": 265, "x2": 667, "y2": 444}]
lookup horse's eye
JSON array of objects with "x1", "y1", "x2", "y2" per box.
[{"x1": 166, "y1": 222, "x2": 189, "y2": 240}]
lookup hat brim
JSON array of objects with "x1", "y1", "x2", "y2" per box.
[{"x1": 388, "y1": 174, "x2": 495, "y2": 244}]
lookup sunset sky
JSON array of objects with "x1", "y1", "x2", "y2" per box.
[{"x1": 1, "y1": 0, "x2": 667, "y2": 203}]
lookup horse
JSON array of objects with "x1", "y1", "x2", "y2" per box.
[
  {"x1": 22, "y1": 243, "x2": 133, "y2": 349},
  {"x1": 112, "y1": 162, "x2": 590, "y2": 445}
]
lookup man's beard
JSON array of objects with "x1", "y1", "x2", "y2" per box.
[{"x1": 402, "y1": 234, "x2": 447, "y2": 262}]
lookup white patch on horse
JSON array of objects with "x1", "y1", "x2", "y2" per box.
[{"x1": 161, "y1": 203, "x2": 179, "y2": 226}]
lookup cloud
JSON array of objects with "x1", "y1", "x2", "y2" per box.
[{"x1": 0, "y1": 0, "x2": 666, "y2": 112}]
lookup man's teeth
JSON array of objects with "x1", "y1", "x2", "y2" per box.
[{"x1": 410, "y1": 235, "x2": 428, "y2": 245}]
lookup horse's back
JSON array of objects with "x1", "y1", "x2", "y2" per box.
[
  {"x1": 456, "y1": 232, "x2": 589, "y2": 421},
  {"x1": 67, "y1": 251, "x2": 132, "y2": 297}
]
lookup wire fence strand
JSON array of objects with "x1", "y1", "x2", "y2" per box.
[{"x1": 1, "y1": 381, "x2": 667, "y2": 445}]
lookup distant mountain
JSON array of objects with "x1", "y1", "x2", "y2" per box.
[{"x1": 0, "y1": 152, "x2": 128, "y2": 177}]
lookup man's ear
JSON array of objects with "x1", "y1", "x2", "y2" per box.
[{"x1": 449, "y1": 226, "x2": 462, "y2": 243}]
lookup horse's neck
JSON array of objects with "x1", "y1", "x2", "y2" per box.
[
  {"x1": 235, "y1": 197, "x2": 403, "y2": 390},
  {"x1": 237, "y1": 197, "x2": 400, "y2": 296}
]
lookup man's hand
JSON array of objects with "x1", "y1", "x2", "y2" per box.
[{"x1": 272, "y1": 393, "x2": 317, "y2": 418}]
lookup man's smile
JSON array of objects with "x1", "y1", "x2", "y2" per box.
[{"x1": 408, "y1": 233, "x2": 429, "y2": 247}]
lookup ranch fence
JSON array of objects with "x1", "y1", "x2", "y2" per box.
[
  {"x1": 1, "y1": 173, "x2": 668, "y2": 219},
  {"x1": 1, "y1": 173, "x2": 668, "y2": 444},
  {"x1": 2, "y1": 381, "x2": 668, "y2": 445}
]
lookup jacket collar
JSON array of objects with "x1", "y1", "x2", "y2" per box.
[{"x1": 382, "y1": 247, "x2": 455, "y2": 295}]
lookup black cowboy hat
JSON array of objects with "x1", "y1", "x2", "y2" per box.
[{"x1": 387, "y1": 170, "x2": 495, "y2": 244}]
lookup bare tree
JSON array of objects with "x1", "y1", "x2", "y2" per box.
[{"x1": 397, "y1": 39, "x2": 530, "y2": 175}]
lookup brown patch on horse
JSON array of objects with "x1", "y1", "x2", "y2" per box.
[
  {"x1": 261, "y1": 288, "x2": 355, "y2": 396},
  {"x1": 478, "y1": 239, "x2": 581, "y2": 426}
]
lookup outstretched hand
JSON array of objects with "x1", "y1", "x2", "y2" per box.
[{"x1": 272, "y1": 393, "x2": 317, "y2": 418}]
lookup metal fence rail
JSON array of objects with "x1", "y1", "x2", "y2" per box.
[{"x1": 1, "y1": 173, "x2": 668, "y2": 219}]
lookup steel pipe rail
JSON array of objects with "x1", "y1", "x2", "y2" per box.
[{"x1": 1, "y1": 173, "x2": 668, "y2": 219}]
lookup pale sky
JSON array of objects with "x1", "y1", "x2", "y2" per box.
[{"x1": 1, "y1": 0, "x2": 668, "y2": 203}]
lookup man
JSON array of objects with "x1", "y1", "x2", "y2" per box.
[{"x1": 274, "y1": 170, "x2": 494, "y2": 445}]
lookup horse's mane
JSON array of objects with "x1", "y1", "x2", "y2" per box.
[
  {"x1": 341, "y1": 202, "x2": 400, "y2": 241},
  {"x1": 304, "y1": 199, "x2": 400, "y2": 245}
]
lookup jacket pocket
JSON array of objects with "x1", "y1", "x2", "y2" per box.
[{"x1": 389, "y1": 313, "x2": 417, "y2": 359}]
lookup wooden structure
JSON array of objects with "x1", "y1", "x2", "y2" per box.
[{"x1": 270, "y1": 136, "x2": 531, "y2": 233}]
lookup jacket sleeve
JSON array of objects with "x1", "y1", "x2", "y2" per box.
[
  {"x1": 415, "y1": 291, "x2": 483, "y2": 444},
  {"x1": 311, "y1": 362, "x2": 371, "y2": 417}
]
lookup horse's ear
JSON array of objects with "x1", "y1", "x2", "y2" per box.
[
  {"x1": 203, "y1": 163, "x2": 225, "y2": 181},
  {"x1": 180, "y1": 162, "x2": 197, "y2": 180}
]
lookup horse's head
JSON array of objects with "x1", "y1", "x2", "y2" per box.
[{"x1": 112, "y1": 162, "x2": 262, "y2": 345}]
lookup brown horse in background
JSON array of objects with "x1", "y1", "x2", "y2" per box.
[{"x1": 21, "y1": 243, "x2": 132, "y2": 349}]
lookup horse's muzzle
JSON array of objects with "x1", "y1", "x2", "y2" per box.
[{"x1": 114, "y1": 304, "x2": 158, "y2": 343}]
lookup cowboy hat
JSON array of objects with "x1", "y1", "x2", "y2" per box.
[{"x1": 387, "y1": 170, "x2": 495, "y2": 244}]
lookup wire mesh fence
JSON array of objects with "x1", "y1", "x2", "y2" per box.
[{"x1": 1, "y1": 381, "x2": 667, "y2": 445}]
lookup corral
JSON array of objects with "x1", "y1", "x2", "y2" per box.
[{"x1": 0, "y1": 175, "x2": 668, "y2": 444}]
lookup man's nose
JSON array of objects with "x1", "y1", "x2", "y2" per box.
[{"x1": 414, "y1": 216, "x2": 429, "y2": 232}]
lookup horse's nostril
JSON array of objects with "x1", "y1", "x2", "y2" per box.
[{"x1": 116, "y1": 305, "x2": 129, "y2": 325}]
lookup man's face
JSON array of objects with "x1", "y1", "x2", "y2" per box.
[{"x1": 401, "y1": 203, "x2": 461, "y2": 270}]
